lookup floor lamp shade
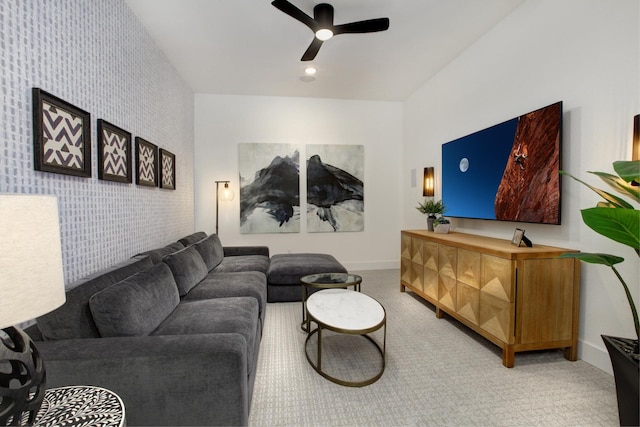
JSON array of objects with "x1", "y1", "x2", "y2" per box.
[{"x1": 0, "y1": 194, "x2": 66, "y2": 328}]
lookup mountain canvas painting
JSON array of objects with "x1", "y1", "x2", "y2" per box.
[
  {"x1": 307, "y1": 144, "x2": 364, "y2": 232},
  {"x1": 239, "y1": 143, "x2": 301, "y2": 233}
]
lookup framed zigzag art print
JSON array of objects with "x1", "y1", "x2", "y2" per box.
[
  {"x1": 32, "y1": 88, "x2": 92, "y2": 177},
  {"x1": 97, "y1": 119, "x2": 132, "y2": 183},
  {"x1": 159, "y1": 148, "x2": 176, "y2": 190},
  {"x1": 135, "y1": 137, "x2": 158, "y2": 187}
]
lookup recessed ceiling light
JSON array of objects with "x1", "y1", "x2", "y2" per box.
[{"x1": 304, "y1": 66, "x2": 317, "y2": 75}]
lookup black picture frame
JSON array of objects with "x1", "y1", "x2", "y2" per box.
[
  {"x1": 135, "y1": 137, "x2": 158, "y2": 187},
  {"x1": 511, "y1": 228, "x2": 533, "y2": 247},
  {"x1": 32, "y1": 88, "x2": 91, "y2": 177},
  {"x1": 511, "y1": 228, "x2": 525, "y2": 246},
  {"x1": 97, "y1": 120, "x2": 132, "y2": 183},
  {"x1": 159, "y1": 149, "x2": 176, "y2": 190}
]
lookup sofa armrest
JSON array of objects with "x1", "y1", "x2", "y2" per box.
[
  {"x1": 223, "y1": 246, "x2": 270, "y2": 257},
  {"x1": 36, "y1": 334, "x2": 249, "y2": 426}
]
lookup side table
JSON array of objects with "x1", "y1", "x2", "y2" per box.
[
  {"x1": 300, "y1": 273, "x2": 362, "y2": 332},
  {"x1": 28, "y1": 385, "x2": 126, "y2": 427}
]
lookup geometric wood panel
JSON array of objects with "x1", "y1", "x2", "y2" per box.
[
  {"x1": 410, "y1": 260, "x2": 424, "y2": 292},
  {"x1": 411, "y1": 238, "x2": 424, "y2": 265},
  {"x1": 481, "y1": 255, "x2": 513, "y2": 302},
  {"x1": 423, "y1": 241, "x2": 438, "y2": 272},
  {"x1": 456, "y1": 248, "x2": 481, "y2": 288},
  {"x1": 438, "y1": 274, "x2": 457, "y2": 311},
  {"x1": 457, "y1": 282, "x2": 480, "y2": 325},
  {"x1": 424, "y1": 267, "x2": 439, "y2": 299},
  {"x1": 480, "y1": 291, "x2": 514, "y2": 343},
  {"x1": 401, "y1": 234, "x2": 412, "y2": 260},
  {"x1": 400, "y1": 257, "x2": 412, "y2": 284},
  {"x1": 438, "y1": 245, "x2": 457, "y2": 281}
]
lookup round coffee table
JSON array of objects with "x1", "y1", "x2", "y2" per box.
[
  {"x1": 300, "y1": 272, "x2": 362, "y2": 332},
  {"x1": 304, "y1": 288, "x2": 386, "y2": 387}
]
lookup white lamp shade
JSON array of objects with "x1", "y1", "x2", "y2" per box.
[{"x1": 0, "y1": 194, "x2": 66, "y2": 328}]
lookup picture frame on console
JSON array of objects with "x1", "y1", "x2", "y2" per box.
[
  {"x1": 32, "y1": 88, "x2": 91, "y2": 178},
  {"x1": 135, "y1": 137, "x2": 158, "y2": 187},
  {"x1": 97, "y1": 119, "x2": 132, "y2": 183}
]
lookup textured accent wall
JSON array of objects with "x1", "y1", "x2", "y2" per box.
[{"x1": 0, "y1": 0, "x2": 195, "y2": 284}]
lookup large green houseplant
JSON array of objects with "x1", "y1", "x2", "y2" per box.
[{"x1": 559, "y1": 160, "x2": 639, "y2": 426}]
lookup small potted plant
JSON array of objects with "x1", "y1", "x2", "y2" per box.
[
  {"x1": 433, "y1": 216, "x2": 451, "y2": 234},
  {"x1": 416, "y1": 198, "x2": 445, "y2": 231},
  {"x1": 560, "y1": 160, "x2": 639, "y2": 426}
]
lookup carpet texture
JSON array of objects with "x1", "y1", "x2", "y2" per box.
[{"x1": 249, "y1": 269, "x2": 618, "y2": 426}]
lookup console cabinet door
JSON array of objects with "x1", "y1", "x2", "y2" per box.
[
  {"x1": 423, "y1": 241, "x2": 439, "y2": 299},
  {"x1": 479, "y1": 255, "x2": 514, "y2": 344},
  {"x1": 438, "y1": 245, "x2": 457, "y2": 311},
  {"x1": 456, "y1": 249, "x2": 481, "y2": 325}
]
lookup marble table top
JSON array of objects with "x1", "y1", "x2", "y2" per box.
[{"x1": 306, "y1": 288, "x2": 385, "y2": 331}]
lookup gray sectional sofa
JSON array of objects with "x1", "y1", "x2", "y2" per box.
[{"x1": 28, "y1": 232, "x2": 269, "y2": 426}]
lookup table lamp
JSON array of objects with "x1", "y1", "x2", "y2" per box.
[{"x1": 0, "y1": 194, "x2": 66, "y2": 425}]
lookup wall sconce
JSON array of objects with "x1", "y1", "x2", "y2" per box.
[
  {"x1": 423, "y1": 167, "x2": 434, "y2": 197},
  {"x1": 215, "y1": 181, "x2": 234, "y2": 235}
]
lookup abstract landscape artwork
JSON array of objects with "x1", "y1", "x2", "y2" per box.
[
  {"x1": 238, "y1": 143, "x2": 300, "y2": 233},
  {"x1": 307, "y1": 144, "x2": 364, "y2": 232}
]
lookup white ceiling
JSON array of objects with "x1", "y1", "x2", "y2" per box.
[{"x1": 124, "y1": 0, "x2": 524, "y2": 101}]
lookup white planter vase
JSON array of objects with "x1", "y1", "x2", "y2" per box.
[{"x1": 434, "y1": 223, "x2": 450, "y2": 234}]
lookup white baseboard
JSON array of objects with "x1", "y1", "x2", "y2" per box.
[
  {"x1": 579, "y1": 339, "x2": 613, "y2": 375},
  {"x1": 342, "y1": 261, "x2": 399, "y2": 271}
]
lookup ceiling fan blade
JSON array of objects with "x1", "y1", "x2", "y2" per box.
[
  {"x1": 333, "y1": 18, "x2": 390, "y2": 35},
  {"x1": 271, "y1": 0, "x2": 318, "y2": 32},
  {"x1": 301, "y1": 38, "x2": 323, "y2": 61}
]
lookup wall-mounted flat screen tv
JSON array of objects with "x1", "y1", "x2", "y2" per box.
[{"x1": 441, "y1": 101, "x2": 562, "y2": 225}]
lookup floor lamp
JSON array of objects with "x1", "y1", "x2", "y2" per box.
[
  {"x1": 0, "y1": 194, "x2": 66, "y2": 425},
  {"x1": 215, "y1": 181, "x2": 234, "y2": 235}
]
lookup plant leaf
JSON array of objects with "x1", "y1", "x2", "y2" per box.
[
  {"x1": 559, "y1": 252, "x2": 624, "y2": 266},
  {"x1": 559, "y1": 171, "x2": 634, "y2": 208},
  {"x1": 589, "y1": 171, "x2": 640, "y2": 203},
  {"x1": 581, "y1": 207, "x2": 640, "y2": 250},
  {"x1": 613, "y1": 160, "x2": 640, "y2": 184}
]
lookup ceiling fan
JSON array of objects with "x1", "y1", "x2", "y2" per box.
[{"x1": 271, "y1": 0, "x2": 390, "y2": 61}]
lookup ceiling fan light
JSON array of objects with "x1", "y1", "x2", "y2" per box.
[{"x1": 315, "y1": 28, "x2": 333, "y2": 41}]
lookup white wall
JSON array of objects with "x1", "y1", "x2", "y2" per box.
[
  {"x1": 403, "y1": 0, "x2": 639, "y2": 373},
  {"x1": 194, "y1": 95, "x2": 403, "y2": 270}
]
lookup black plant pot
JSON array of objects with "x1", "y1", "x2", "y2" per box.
[
  {"x1": 602, "y1": 335, "x2": 639, "y2": 426},
  {"x1": 427, "y1": 214, "x2": 436, "y2": 232}
]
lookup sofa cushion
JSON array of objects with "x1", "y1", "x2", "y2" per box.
[
  {"x1": 178, "y1": 231, "x2": 208, "y2": 247},
  {"x1": 162, "y1": 246, "x2": 209, "y2": 296},
  {"x1": 136, "y1": 242, "x2": 184, "y2": 264},
  {"x1": 152, "y1": 297, "x2": 259, "y2": 376},
  {"x1": 184, "y1": 271, "x2": 267, "y2": 331},
  {"x1": 193, "y1": 234, "x2": 224, "y2": 271},
  {"x1": 89, "y1": 263, "x2": 180, "y2": 337},
  {"x1": 215, "y1": 255, "x2": 270, "y2": 275},
  {"x1": 37, "y1": 255, "x2": 154, "y2": 340}
]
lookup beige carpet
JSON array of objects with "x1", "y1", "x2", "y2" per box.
[{"x1": 249, "y1": 269, "x2": 619, "y2": 426}]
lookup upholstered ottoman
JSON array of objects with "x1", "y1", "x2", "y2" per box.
[{"x1": 267, "y1": 253, "x2": 347, "y2": 302}]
